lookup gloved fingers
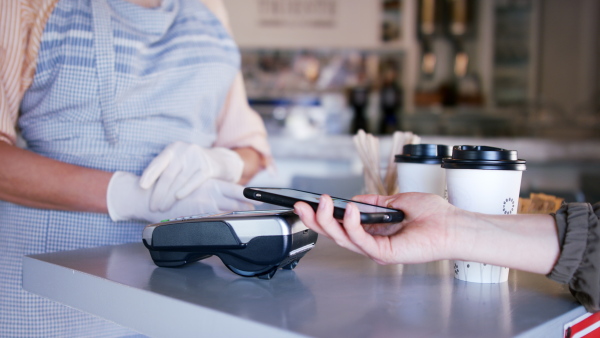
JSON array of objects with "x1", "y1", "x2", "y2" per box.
[
  {"x1": 211, "y1": 180, "x2": 245, "y2": 198},
  {"x1": 213, "y1": 180, "x2": 262, "y2": 206},
  {"x1": 178, "y1": 179, "x2": 253, "y2": 212},
  {"x1": 205, "y1": 147, "x2": 244, "y2": 182},
  {"x1": 140, "y1": 147, "x2": 175, "y2": 189},
  {"x1": 149, "y1": 161, "x2": 184, "y2": 212},
  {"x1": 207, "y1": 180, "x2": 263, "y2": 208},
  {"x1": 175, "y1": 170, "x2": 210, "y2": 200},
  {"x1": 214, "y1": 197, "x2": 255, "y2": 212},
  {"x1": 155, "y1": 162, "x2": 203, "y2": 211},
  {"x1": 107, "y1": 171, "x2": 140, "y2": 222}
]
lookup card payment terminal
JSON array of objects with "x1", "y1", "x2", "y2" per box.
[{"x1": 142, "y1": 209, "x2": 318, "y2": 279}]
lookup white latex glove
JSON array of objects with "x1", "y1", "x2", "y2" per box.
[
  {"x1": 107, "y1": 171, "x2": 254, "y2": 223},
  {"x1": 139, "y1": 142, "x2": 244, "y2": 212}
]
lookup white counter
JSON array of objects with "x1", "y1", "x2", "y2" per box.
[{"x1": 23, "y1": 238, "x2": 585, "y2": 338}]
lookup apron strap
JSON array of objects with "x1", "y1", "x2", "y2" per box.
[{"x1": 91, "y1": 0, "x2": 119, "y2": 145}]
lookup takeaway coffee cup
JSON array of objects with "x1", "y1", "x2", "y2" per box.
[
  {"x1": 395, "y1": 144, "x2": 452, "y2": 197},
  {"x1": 442, "y1": 145, "x2": 526, "y2": 283}
]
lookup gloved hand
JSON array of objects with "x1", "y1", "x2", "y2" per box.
[
  {"x1": 107, "y1": 171, "x2": 254, "y2": 223},
  {"x1": 139, "y1": 142, "x2": 244, "y2": 212}
]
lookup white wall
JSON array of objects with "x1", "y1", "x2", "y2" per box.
[{"x1": 222, "y1": 0, "x2": 380, "y2": 49}]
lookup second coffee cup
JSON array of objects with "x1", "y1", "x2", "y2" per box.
[
  {"x1": 395, "y1": 144, "x2": 452, "y2": 197},
  {"x1": 442, "y1": 145, "x2": 526, "y2": 283}
]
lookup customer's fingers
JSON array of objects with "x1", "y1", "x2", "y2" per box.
[
  {"x1": 315, "y1": 195, "x2": 366, "y2": 256},
  {"x1": 294, "y1": 201, "x2": 328, "y2": 236},
  {"x1": 343, "y1": 203, "x2": 395, "y2": 265},
  {"x1": 352, "y1": 194, "x2": 396, "y2": 208},
  {"x1": 351, "y1": 194, "x2": 380, "y2": 204}
]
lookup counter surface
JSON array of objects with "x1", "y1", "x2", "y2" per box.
[{"x1": 23, "y1": 238, "x2": 584, "y2": 338}]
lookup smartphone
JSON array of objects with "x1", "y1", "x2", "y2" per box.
[{"x1": 243, "y1": 187, "x2": 404, "y2": 224}]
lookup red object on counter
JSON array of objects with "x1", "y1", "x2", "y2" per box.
[{"x1": 565, "y1": 312, "x2": 600, "y2": 338}]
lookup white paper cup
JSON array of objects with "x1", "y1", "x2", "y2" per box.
[
  {"x1": 395, "y1": 144, "x2": 452, "y2": 197},
  {"x1": 445, "y1": 169, "x2": 523, "y2": 215},
  {"x1": 453, "y1": 261, "x2": 509, "y2": 283},
  {"x1": 442, "y1": 146, "x2": 526, "y2": 283}
]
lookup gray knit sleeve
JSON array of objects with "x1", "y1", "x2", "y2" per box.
[{"x1": 547, "y1": 202, "x2": 600, "y2": 312}]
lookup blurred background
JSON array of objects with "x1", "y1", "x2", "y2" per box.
[{"x1": 222, "y1": 0, "x2": 600, "y2": 204}]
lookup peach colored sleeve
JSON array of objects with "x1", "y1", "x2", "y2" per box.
[
  {"x1": 0, "y1": 0, "x2": 57, "y2": 145},
  {"x1": 203, "y1": 0, "x2": 272, "y2": 167},
  {"x1": 213, "y1": 72, "x2": 273, "y2": 167}
]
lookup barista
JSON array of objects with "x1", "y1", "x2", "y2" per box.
[{"x1": 0, "y1": 0, "x2": 270, "y2": 335}]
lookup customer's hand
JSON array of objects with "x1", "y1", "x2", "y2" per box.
[
  {"x1": 294, "y1": 192, "x2": 461, "y2": 265},
  {"x1": 107, "y1": 172, "x2": 253, "y2": 223},
  {"x1": 139, "y1": 142, "x2": 244, "y2": 212}
]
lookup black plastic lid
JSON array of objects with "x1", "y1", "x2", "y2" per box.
[
  {"x1": 441, "y1": 145, "x2": 526, "y2": 170},
  {"x1": 395, "y1": 144, "x2": 452, "y2": 164}
]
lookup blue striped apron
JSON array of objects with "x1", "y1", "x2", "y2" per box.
[{"x1": 0, "y1": 0, "x2": 239, "y2": 336}]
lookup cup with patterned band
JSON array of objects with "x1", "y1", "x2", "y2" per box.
[{"x1": 442, "y1": 145, "x2": 526, "y2": 283}]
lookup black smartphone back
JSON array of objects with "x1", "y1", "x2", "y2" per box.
[{"x1": 244, "y1": 187, "x2": 404, "y2": 224}]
